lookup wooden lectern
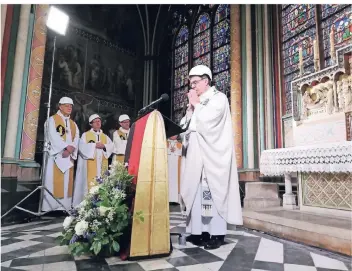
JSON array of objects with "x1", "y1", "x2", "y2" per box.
[{"x1": 120, "y1": 110, "x2": 183, "y2": 260}]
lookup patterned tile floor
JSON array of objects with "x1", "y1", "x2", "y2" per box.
[{"x1": 1, "y1": 210, "x2": 351, "y2": 271}]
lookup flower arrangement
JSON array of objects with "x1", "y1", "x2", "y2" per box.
[{"x1": 57, "y1": 161, "x2": 143, "y2": 257}]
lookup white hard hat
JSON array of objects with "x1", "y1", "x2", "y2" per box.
[
  {"x1": 119, "y1": 114, "x2": 130, "y2": 122},
  {"x1": 89, "y1": 114, "x2": 100, "y2": 123},
  {"x1": 189, "y1": 65, "x2": 212, "y2": 81},
  {"x1": 59, "y1": 97, "x2": 74, "y2": 105}
]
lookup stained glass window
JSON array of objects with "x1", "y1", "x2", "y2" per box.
[
  {"x1": 193, "y1": 30, "x2": 210, "y2": 58},
  {"x1": 214, "y1": 4, "x2": 230, "y2": 24},
  {"x1": 173, "y1": 5, "x2": 232, "y2": 121},
  {"x1": 321, "y1": 5, "x2": 352, "y2": 67},
  {"x1": 176, "y1": 25, "x2": 189, "y2": 47},
  {"x1": 194, "y1": 53, "x2": 210, "y2": 67},
  {"x1": 281, "y1": 4, "x2": 316, "y2": 115},
  {"x1": 212, "y1": 5, "x2": 231, "y2": 94},
  {"x1": 193, "y1": 13, "x2": 211, "y2": 68},
  {"x1": 213, "y1": 19, "x2": 230, "y2": 49},
  {"x1": 194, "y1": 13, "x2": 211, "y2": 36},
  {"x1": 281, "y1": 5, "x2": 315, "y2": 42},
  {"x1": 175, "y1": 44, "x2": 188, "y2": 68},
  {"x1": 173, "y1": 25, "x2": 189, "y2": 123},
  {"x1": 213, "y1": 71, "x2": 230, "y2": 93},
  {"x1": 173, "y1": 86, "x2": 188, "y2": 111}
]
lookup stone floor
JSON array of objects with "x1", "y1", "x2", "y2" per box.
[
  {"x1": 242, "y1": 207, "x2": 352, "y2": 256},
  {"x1": 1, "y1": 210, "x2": 351, "y2": 271}
]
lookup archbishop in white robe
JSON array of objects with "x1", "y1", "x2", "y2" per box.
[
  {"x1": 42, "y1": 111, "x2": 80, "y2": 212},
  {"x1": 180, "y1": 87, "x2": 243, "y2": 237},
  {"x1": 73, "y1": 129, "x2": 114, "y2": 207}
]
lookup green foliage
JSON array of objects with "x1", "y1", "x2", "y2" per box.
[{"x1": 58, "y1": 161, "x2": 144, "y2": 257}]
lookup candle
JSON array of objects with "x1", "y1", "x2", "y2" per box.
[
  {"x1": 313, "y1": 39, "x2": 318, "y2": 60},
  {"x1": 330, "y1": 26, "x2": 335, "y2": 57},
  {"x1": 299, "y1": 46, "x2": 303, "y2": 66}
]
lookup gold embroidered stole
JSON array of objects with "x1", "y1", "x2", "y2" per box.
[
  {"x1": 85, "y1": 131, "x2": 108, "y2": 190},
  {"x1": 117, "y1": 129, "x2": 128, "y2": 140},
  {"x1": 52, "y1": 114, "x2": 76, "y2": 198},
  {"x1": 115, "y1": 129, "x2": 128, "y2": 163}
]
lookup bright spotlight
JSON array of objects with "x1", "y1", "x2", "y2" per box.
[{"x1": 46, "y1": 6, "x2": 69, "y2": 36}]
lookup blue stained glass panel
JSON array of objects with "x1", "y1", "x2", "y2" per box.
[
  {"x1": 174, "y1": 64, "x2": 188, "y2": 89},
  {"x1": 213, "y1": 45, "x2": 230, "y2": 74},
  {"x1": 213, "y1": 70, "x2": 230, "y2": 94},
  {"x1": 282, "y1": 27, "x2": 316, "y2": 75},
  {"x1": 215, "y1": 4, "x2": 230, "y2": 24},
  {"x1": 321, "y1": 5, "x2": 352, "y2": 63},
  {"x1": 193, "y1": 30, "x2": 210, "y2": 58},
  {"x1": 282, "y1": 5, "x2": 315, "y2": 42},
  {"x1": 175, "y1": 43, "x2": 188, "y2": 68},
  {"x1": 213, "y1": 19, "x2": 230, "y2": 49},
  {"x1": 283, "y1": 70, "x2": 300, "y2": 115},
  {"x1": 194, "y1": 53, "x2": 210, "y2": 67},
  {"x1": 194, "y1": 13, "x2": 211, "y2": 36},
  {"x1": 176, "y1": 25, "x2": 189, "y2": 47},
  {"x1": 173, "y1": 86, "x2": 188, "y2": 111},
  {"x1": 321, "y1": 4, "x2": 349, "y2": 19}
]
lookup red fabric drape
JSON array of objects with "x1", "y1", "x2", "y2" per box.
[{"x1": 127, "y1": 113, "x2": 150, "y2": 185}]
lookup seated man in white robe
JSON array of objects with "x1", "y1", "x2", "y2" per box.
[
  {"x1": 180, "y1": 65, "x2": 243, "y2": 250},
  {"x1": 42, "y1": 97, "x2": 79, "y2": 212},
  {"x1": 73, "y1": 114, "x2": 114, "y2": 207}
]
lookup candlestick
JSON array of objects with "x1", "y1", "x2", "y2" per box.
[
  {"x1": 313, "y1": 39, "x2": 318, "y2": 60},
  {"x1": 299, "y1": 46, "x2": 303, "y2": 76},
  {"x1": 330, "y1": 26, "x2": 335, "y2": 61}
]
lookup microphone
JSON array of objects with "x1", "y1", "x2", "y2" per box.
[{"x1": 138, "y1": 93, "x2": 169, "y2": 115}]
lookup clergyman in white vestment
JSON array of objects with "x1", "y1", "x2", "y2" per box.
[
  {"x1": 180, "y1": 65, "x2": 243, "y2": 250},
  {"x1": 112, "y1": 114, "x2": 130, "y2": 164},
  {"x1": 73, "y1": 114, "x2": 114, "y2": 207},
  {"x1": 167, "y1": 136, "x2": 182, "y2": 203},
  {"x1": 42, "y1": 97, "x2": 80, "y2": 212}
]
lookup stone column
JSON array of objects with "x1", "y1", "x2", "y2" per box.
[
  {"x1": 245, "y1": 5, "x2": 255, "y2": 168},
  {"x1": 3, "y1": 5, "x2": 31, "y2": 159},
  {"x1": 263, "y1": 5, "x2": 275, "y2": 149},
  {"x1": 230, "y1": 5, "x2": 243, "y2": 168},
  {"x1": 1, "y1": 4, "x2": 7, "y2": 48},
  {"x1": 283, "y1": 173, "x2": 297, "y2": 209},
  {"x1": 19, "y1": 5, "x2": 49, "y2": 160}
]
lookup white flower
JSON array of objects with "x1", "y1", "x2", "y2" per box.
[
  {"x1": 63, "y1": 216, "x2": 74, "y2": 230},
  {"x1": 107, "y1": 210, "x2": 114, "y2": 221},
  {"x1": 89, "y1": 185, "x2": 100, "y2": 195},
  {"x1": 78, "y1": 199, "x2": 87, "y2": 208},
  {"x1": 99, "y1": 206, "x2": 111, "y2": 216},
  {"x1": 91, "y1": 220, "x2": 102, "y2": 231},
  {"x1": 74, "y1": 220, "x2": 89, "y2": 236}
]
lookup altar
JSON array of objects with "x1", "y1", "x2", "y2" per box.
[{"x1": 260, "y1": 44, "x2": 352, "y2": 218}]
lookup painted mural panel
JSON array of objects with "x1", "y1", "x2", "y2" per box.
[{"x1": 36, "y1": 6, "x2": 143, "y2": 158}]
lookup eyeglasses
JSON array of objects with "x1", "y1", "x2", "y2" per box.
[{"x1": 189, "y1": 78, "x2": 204, "y2": 87}]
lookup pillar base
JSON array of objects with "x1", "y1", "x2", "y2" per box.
[
  {"x1": 1, "y1": 159, "x2": 41, "y2": 224},
  {"x1": 283, "y1": 193, "x2": 298, "y2": 209},
  {"x1": 244, "y1": 182, "x2": 281, "y2": 209}
]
